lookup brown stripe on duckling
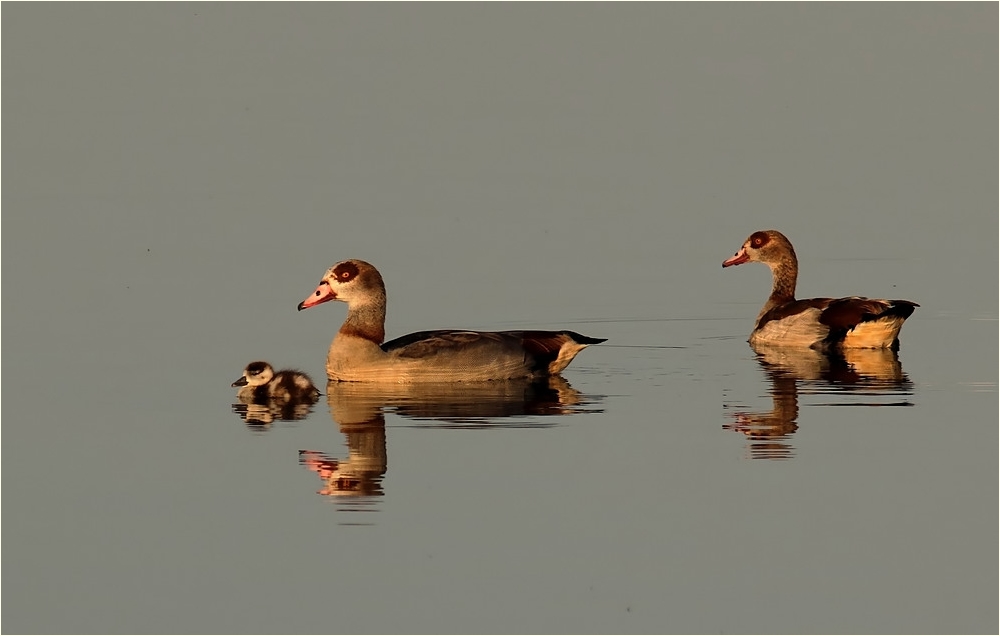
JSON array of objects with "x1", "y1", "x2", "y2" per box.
[
  {"x1": 269, "y1": 371, "x2": 321, "y2": 403},
  {"x1": 245, "y1": 361, "x2": 270, "y2": 377}
]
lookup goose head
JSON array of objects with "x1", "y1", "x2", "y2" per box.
[
  {"x1": 297, "y1": 259, "x2": 386, "y2": 311},
  {"x1": 723, "y1": 230, "x2": 797, "y2": 270}
]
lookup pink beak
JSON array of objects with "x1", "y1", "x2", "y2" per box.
[
  {"x1": 298, "y1": 281, "x2": 336, "y2": 310},
  {"x1": 722, "y1": 248, "x2": 750, "y2": 268}
]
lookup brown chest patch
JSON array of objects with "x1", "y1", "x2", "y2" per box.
[{"x1": 340, "y1": 322, "x2": 385, "y2": 344}]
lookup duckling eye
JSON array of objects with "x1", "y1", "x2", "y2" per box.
[{"x1": 752, "y1": 236, "x2": 763, "y2": 247}]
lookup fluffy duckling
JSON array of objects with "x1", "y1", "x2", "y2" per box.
[{"x1": 232, "y1": 361, "x2": 321, "y2": 403}]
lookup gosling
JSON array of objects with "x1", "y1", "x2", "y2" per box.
[{"x1": 232, "y1": 361, "x2": 321, "y2": 403}]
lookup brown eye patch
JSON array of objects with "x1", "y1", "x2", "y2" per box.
[
  {"x1": 333, "y1": 261, "x2": 359, "y2": 282},
  {"x1": 750, "y1": 231, "x2": 770, "y2": 248}
]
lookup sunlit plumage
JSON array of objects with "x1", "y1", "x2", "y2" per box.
[{"x1": 297, "y1": 259, "x2": 605, "y2": 382}]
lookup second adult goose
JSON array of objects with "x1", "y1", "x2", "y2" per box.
[
  {"x1": 297, "y1": 259, "x2": 605, "y2": 382},
  {"x1": 722, "y1": 230, "x2": 918, "y2": 350}
]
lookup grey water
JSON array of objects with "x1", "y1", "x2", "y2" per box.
[{"x1": 3, "y1": 4, "x2": 996, "y2": 634}]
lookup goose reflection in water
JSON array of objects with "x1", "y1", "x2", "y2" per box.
[
  {"x1": 299, "y1": 377, "x2": 604, "y2": 502},
  {"x1": 725, "y1": 345, "x2": 913, "y2": 460}
]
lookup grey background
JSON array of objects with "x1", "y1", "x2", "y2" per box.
[{"x1": 3, "y1": 4, "x2": 996, "y2": 633}]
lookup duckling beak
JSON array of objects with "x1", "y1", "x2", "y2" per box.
[
  {"x1": 298, "y1": 281, "x2": 336, "y2": 311},
  {"x1": 723, "y1": 247, "x2": 750, "y2": 268},
  {"x1": 231, "y1": 376, "x2": 249, "y2": 387}
]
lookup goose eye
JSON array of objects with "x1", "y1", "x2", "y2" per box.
[{"x1": 332, "y1": 261, "x2": 360, "y2": 281}]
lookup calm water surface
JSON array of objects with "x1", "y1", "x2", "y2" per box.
[{"x1": 3, "y1": 5, "x2": 996, "y2": 634}]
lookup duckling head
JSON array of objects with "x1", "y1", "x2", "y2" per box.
[{"x1": 231, "y1": 361, "x2": 275, "y2": 388}]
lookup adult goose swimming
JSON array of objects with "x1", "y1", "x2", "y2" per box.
[
  {"x1": 297, "y1": 259, "x2": 605, "y2": 382},
  {"x1": 722, "y1": 230, "x2": 917, "y2": 350}
]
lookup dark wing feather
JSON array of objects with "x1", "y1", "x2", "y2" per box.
[
  {"x1": 381, "y1": 329, "x2": 606, "y2": 372},
  {"x1": 819, "y1": 297, "x2": 920, "y2": 344},
  {"x1": 820, "y1": 297, "x2": 919, "y2": 330},
  {"x1": 381, "y1": 329, "x2": 488, "y2": 358},
  {"x1": 380, "y1": 330, "x2": 456, "y2": 352},
  {"x1": 498, "y1": 331, "x2": 607, "y2": 373}
]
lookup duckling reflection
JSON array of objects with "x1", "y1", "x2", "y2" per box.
[
  {"x1": 725, "y1": 345, "x2": 912, "y2": 460},
  {"x1": 231, "y1": 361, "x2": 321, "y2": 429},
  {"x1": 298, "y1": 377, "x2": 603, "y2": 502},
  {"x1": 231, "y1": 400, "x2": 318, "y2": 430}
]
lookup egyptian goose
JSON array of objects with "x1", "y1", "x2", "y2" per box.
[
  {"x1": 722, "y1": 230, "x2": 918, "y2": 350},
  {"x1": 232, "y1": 361, "x2": 321, "y2": 402},
  {"x1": 297, "y1": 259, "x2": 605, "y2": 382}
]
